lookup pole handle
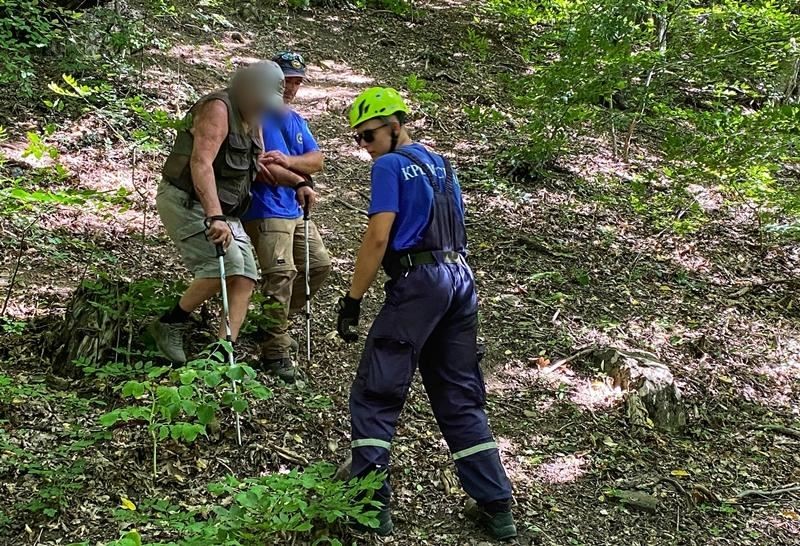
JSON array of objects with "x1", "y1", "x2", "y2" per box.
[
  {"x1": 303, "y1": 203, "x2": 310, "y2": 221},
  {"x1": 216, "y1": 243, "x2": 226, "y2": 258}
]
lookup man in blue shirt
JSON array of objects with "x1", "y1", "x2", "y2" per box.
[
  {"x1": 243, "y1": 52, "x2": 331, "y2": 382},
  {"x1": 336, "y1": 88, "x2": 517, "y2": 541}
]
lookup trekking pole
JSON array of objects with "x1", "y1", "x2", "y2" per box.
[
  {"x1": 303, "y1": 203, "x2": 312, "y2": 363},
  {"x1": 216, "y1": 242, "x2": 243, "y2": 446}
]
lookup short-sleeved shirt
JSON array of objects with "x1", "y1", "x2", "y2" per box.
[
  {"x1": 368, "y1": 143, "x2": 465, "y2": 253},
  {"x1": 242, "y1": 108, "x2": 319, "y2": 221}
]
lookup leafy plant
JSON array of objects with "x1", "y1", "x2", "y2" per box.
[
  {"x1": 22, "y1": 126, "x2": 59, "y2": 160},
  {"x1": 204, "y1": 463, "x2": 384, "y2": 544},
  {"x1": 85, "y1": 466, "x2": 383, "y2": 545},
  {"x1": 490, "y1": 0, "x2": 799, "y2": 238},
  {"x1": 99, "y1": 351, "x2": 271, "y2": 477},
  {"x1": 21, "y1": 459, "x2": 86, "y2": 518},
  {"x1": 355, "y1": 0, "x2": 413, "y2": 17},
  {"x1": 404, "y1": 73, "x2": 442, "y2": 117},
  {"x1": 0, "y1": 0, "x2": 66, "y2": 94},
  {"x1": 462, "y1": 27, "x2": 490, "y2": 62},
  {"x1": 241, "y1": 291, "x2": 285, "y2": 336}
]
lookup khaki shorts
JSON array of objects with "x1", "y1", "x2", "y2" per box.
[{"x1": 156, "y1": 180, "x2": 258, "y2": 281}]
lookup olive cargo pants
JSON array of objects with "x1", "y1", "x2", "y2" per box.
[{"x1": 245, "y1": 217, "x2": 331, "y2": 360}]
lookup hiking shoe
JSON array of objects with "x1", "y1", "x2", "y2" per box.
[
  {"x1": 466, "y1": 501, "x2": 517, "y2": 541},
  {"x1": 352, "y1": 504, "x2": 393, "y2": 536},
  {"x1": 263, "y1": 356, "x2": 298, "y2": 383},
  {"x1": 148, "y1": 320, "x2": 189, "y2": 363}
]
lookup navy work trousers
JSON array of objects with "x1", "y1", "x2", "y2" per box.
[{"x1": 349, "y1": 261, "x2": 513, "y2": 506}]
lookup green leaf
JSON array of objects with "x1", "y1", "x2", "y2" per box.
[
  {"x1": 147, "y1": 366, "x2": 171, "y2": 379},
  {"x1": 170, "y1": 423, "x2": 183, "y2": 441},
  {"x1": 179, "y1": 370, "x2": 198, "y2": 385},
  {"x1": 182, "y1": 424, "x2": 203, "y2": 442},
  {"x1": 246, "y1": 383, "x2": 272, "y2": 400},
  {"x1": 121, "y1": 380, "x2": 146, "y2": 398},
  {"x1": 197, "y1": 404, "x2": 216, "y2": 425},
  {"x1": 231, "y1": 398, "x2": 248, "y2": 414},
  {"x1": 178, "y1": 385, "x2": 194, "y2": 399},
  {"x1": 226, "y1": 365, "x2": 245, "y2": 382},
  {"x1": 205, "y1": 371, "x2": 223, "y2": 387},
  {"x1": 99, "y1": 412, "x2": 120, "y2": 427},
  {"x1": 181, "y1": 400, "x2": 197, "y2": 416}
]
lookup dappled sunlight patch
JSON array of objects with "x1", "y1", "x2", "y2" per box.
[
  {"x1": 534, "y1": 453, "x2": 590, "y2": 485},
  {"x1": 687, "y1": 183, "x2": 723, "y2": 213},
  {"x1": 307, "y1": 63, "x2": 373, "y2": 86},
  {"x1": 495, "y1": 437, "x2": 591, "y2": 487},
  {"x1": 562, "y1": 136, "x2": 640, "y2": 183},
  {"x1": 38, "y1": 205, "x2": 152, "y2": 241},
  {"x1": 166, "y1": 43, "x2": 255, "y2": 73},
  {"x1": 667, "y1": 242, "x2": 715, "y2": 275},
  {"x1": 569, "y1": 376, "x2": 623, "y2": 411},
  {"x1": 495, "y1": 436, "x2": 535, "y2": 486},
  {"x1": 750, "y1": 512, "x2": 800, "y2": 540}
]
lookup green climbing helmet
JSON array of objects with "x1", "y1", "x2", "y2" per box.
[{"x1": 349, "y1": 87, "x2": 409, "y2": 128}]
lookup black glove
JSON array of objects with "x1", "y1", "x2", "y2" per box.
[{"x1": 336, "y1": 295, "x2": 362, "y2": 343}]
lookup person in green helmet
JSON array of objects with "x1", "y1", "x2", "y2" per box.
[{"x1": 335, "y1": 87, "x2": 517, "y2": 541}]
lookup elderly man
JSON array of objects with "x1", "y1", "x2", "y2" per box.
[
  {"x1": 242, "y1": 52, "x2": 330, "y2": 382},
  {"x1": 150, "y1": 61, "x2": 297, "y2": 363}
]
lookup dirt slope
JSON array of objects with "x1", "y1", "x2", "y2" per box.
[{"x1": 0, "y1": 1, "x2": 798, "y2": 545}]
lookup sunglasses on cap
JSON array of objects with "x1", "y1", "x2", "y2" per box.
[
  {"x1": 277, "y1": 52, "x2": 306, "y2": 68},
  {"x1": 354, "y1": 123, "x2": 390, "y2": 144}
]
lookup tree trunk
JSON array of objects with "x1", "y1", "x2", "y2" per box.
[
  {"x1": 587, "y1": 347, "x2": 687, "y2": 432},
  {"x1": 49, "y1": 279, "x2": 133, "y2": 378}
]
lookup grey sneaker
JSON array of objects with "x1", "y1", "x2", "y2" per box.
[
  {"x1": 263, "y1": 356, "x2": 298, "y2": 383},
  {"x1": 148, "y1": 319, "x2": 189, "y2": 364}
]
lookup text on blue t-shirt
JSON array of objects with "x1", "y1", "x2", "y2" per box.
[{"x1": 368, "y1": 143, "x2": 465, "y2": 252}]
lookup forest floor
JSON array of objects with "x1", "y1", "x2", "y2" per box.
[{"x1": 1, "y1": 1, "x2": 799, "y2": 545}]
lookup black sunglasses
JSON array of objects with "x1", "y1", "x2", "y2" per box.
[{"x1": 354, "y1": 123, "x2": 390, "y2": 144}]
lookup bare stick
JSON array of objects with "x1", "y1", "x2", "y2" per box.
[
  {"x1": 333, "y1": 197, "x2": 368, "y2": 217},
  {"x1": 736, "y1": 483, "x2": 800, "y2": 500},
  {"x1": 541, "y1": 346, "x2": 595, "y2": 374},
  {"x1": 1, "y1": 213, "x2": 46, "y2": 317},
  {"x1": 758, "y1": 425, "x2": 800, "y2": 440}
]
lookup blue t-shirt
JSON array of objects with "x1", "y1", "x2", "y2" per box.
[
  {"x1": 243, "y1": 109, "x2": 319, "y2": 221},
  {"x1": 368, "y1": 143, "x2": 465, "y2": 252}
]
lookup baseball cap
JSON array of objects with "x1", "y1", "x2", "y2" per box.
[{"x1": 272, "y1": 51, "x2": 307, "y2": 78}]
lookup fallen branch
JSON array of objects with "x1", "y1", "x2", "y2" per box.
[
  {"x1": 657, "y1": 477, "x2": 689, "y2": 499},
  {"x1": 434, "y1": 71, "x2": 461, "y2": 84},
  {"x1": 268, "y1": 444, "x2": 309, "y2": 466},
  {"x1": 758, "y1": 424, "x2": 800, "y2": 440},
  {"x1": 541, "y1": 346, "x2": 595, "y2": 374},
  {"x1": 736, "y1": 483, "x2": 800, "y2": 500},
  {"x1": 2, "y1": 211, "x2": 50, "y2": 317},
  {"x1": 333, "y1": 197, "x2": 368, "y2": 217},
  {"x1": 730, "y1": 278, "x2": 796, "y2": 297}
]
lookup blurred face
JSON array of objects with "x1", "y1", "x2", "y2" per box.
[
  {"x1": 354, "y1": 118, "x2": 398, "y2": 159},
  {"x1": 284, "y1": 77, "x2": 303, "y2": 103},
  {"x1": 238, "y1": 91, "x2": 263, "y2": 123}
]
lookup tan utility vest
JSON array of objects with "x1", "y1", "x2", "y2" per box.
[{"x1": 162, "y1": 89, "x2": 262, "y2": 217}]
